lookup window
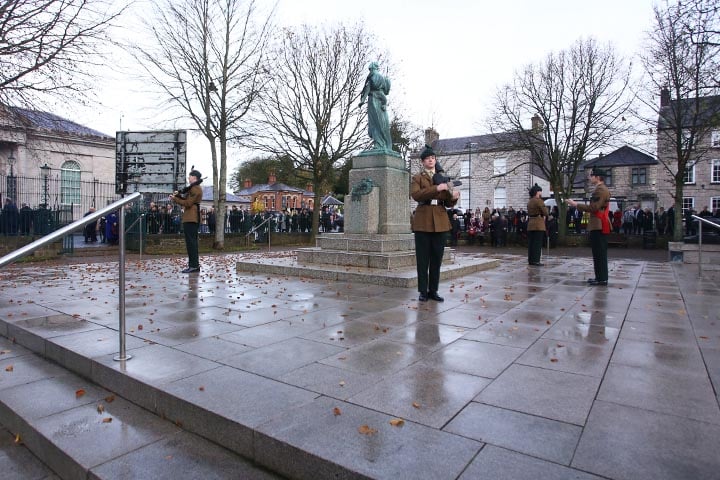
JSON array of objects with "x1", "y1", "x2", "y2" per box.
[
  {"x1": 712, "y1": 130, "x2": 720, "y2": 147},
  {"x1": 603, "y1": 168, "x2": 613, "y2": 187},
  {"x1": 631, "y1": 167, "x2": 646, "y2": 185},
  {"x1": 712, "y1": 159, "x2": 720, "y2": 183},
  {"x1": 493, "y1": 158, "x2": 506, "y2": 176},
  {"x1": 712, "y1": 197, "x2": 720, "y2": 214},
  {"x1": 682, "y1": 197, "x2": 695, "y2": 213},
  {"x1": 60, "y1": 161, "x2": 81, "y2": 205},
  {"x1": 460, "y1": 158, "x2": 470, "y2": 177},
  {"x1": 684, "y1": 163, "x2": 696, "y2": 184},
  {"x1": 494, "y1": 187, "x2": 506, "y2": 209}
]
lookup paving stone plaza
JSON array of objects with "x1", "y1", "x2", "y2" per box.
[{"x1": 0, "y1": 248, "x2": 719, "y2": 479}]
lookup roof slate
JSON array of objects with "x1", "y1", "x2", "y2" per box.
[
  {"x1": 658, "y1": 95, "x2": 720, "y2": 130},
  {"x1": 201, "y1": 186, "x2": 245, "y2": 203},
  {"x1": 9, "y1": 106, "x2": 112, "y2": 139},
  {"x1": 234, "y1": 182, "x2": 312, "y2": 196},
  {"x1": 430, "y1": 132, "x2": 528, "y2": 155},
  {"x1": 583, "y1": 145, "x2": 656, "y2": 168}
]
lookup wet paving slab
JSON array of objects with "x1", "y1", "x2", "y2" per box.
[{"x1": 0, "y1": 251, "x2": 718, "y2": 479}]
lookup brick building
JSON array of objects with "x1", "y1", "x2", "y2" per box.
[{"x1": 233, "y1": 172, "x2": 315, "y2": 212}]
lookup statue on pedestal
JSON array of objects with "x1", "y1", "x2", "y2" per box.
[{"x1": 359, "y1": 62, "x2": 394, "y2": 155}]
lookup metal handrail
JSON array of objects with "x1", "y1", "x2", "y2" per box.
[
  {"x1": 691, "y1": 214, "x2": 720, "y2": 277},
  {"x1": 0, "y1": 192, "x2": 142, "y2": 361},
  {"x1": 245, "y1": 216, "x2": 272, "y2": 250}
]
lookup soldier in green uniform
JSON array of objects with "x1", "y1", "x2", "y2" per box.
[
  {"x1": 526, "y1": 184, "x2": 548, "y2": 266},
  {"x1": 410, "y1": 145, "x2": 460, "y2": 302},
  {"x1": 567, "y1": 167, "x2": 611, "y2": 286}
]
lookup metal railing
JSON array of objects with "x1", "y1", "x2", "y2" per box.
[
  {"x1": 691, "y1": 214, "x2": 720, "y2": 277},
  {"x1": 245, "y1": 216, "x2": 273, "y2": 250},
  {"x1": 0, "y1": 192, "x2": 143, "y2": 361}
]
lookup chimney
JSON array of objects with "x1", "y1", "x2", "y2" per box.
[
  {"x1": 244, "y1": 178, "x2": 252, "y2": 189},
  {"x1": 424, "y1": 127, "x2": 439, "y2": 147},
  {"x1": 531, "y1": 114, "x2": 544, "y2": 133},
  {"x1": 660, "y1": 88, "x2": 670, "y2": 107},
  {"x1": 306, "y1": 183, "x2": 313, "y2": 192},
  {"x1": 268, "y1": 171, "x2": 276, "y2": 185}
]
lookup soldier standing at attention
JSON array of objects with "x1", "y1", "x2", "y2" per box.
[
  {"x1": 526, "y1": 184, "x2": 547, "y2": 266},
  {"x1": 567, "y1": 167, "x2": 611, "y2": 286},
  {"x1": 411, "y1": 145, "x2": 460, "y2": 302}
]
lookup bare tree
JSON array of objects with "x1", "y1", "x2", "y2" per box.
[
  {"x1": 0, "y1": 0, "x2": 125, "y2": 108},
  {"x1": 133, "y1": 0, "x2": 273, "y2": 249},
  {"x1": 640, "y1": 0, "x2": 720, "y2": 241},
  {"x1": 489, "y1": 37, "x2": 633, "y2": 238},
  {"x1": 679, "y1": 0, "x2": 720, "y2": 48},
  {"x1": 251, "y1": 23, "x2": 379, "y2": 237}
]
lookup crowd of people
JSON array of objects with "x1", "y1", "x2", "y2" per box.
[
  {"x1": 143, "y1": 203, "x2": 342, "y2": 237},
  {"x1": 444, "y1": 204, "x2": 559, "y2": 248},
  {"x1": 440, "y1": 202, "x2": 720, "y2": 248}
]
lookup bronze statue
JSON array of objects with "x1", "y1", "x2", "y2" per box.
[{"x1": 359, "y1": 62, "x2": 393, "y2": 153}]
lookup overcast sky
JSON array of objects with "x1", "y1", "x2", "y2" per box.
[{"x1": 71, "y1": 0, "x2": 656, "y2": 182}]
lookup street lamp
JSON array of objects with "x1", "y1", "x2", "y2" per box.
[
  {"x1": 466, "y1": 142, "x2": 477, "y2": 212},
  {"x1": 6, "y1": 150, "x2": 17, "y2": 201},
  {"x1": 40, "y1": 163, "x2": 51, "y2": 207}
]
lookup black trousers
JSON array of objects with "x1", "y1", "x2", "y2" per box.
[
  {"x1": 183, "y1": 222, "x2": 200, "y2": 269},
  {"x1": 589, "y1": 230, "x2": 608, "y2": 282},
  {"x1": 527, "y1": 230, "x2": 544, "y2": 264},
  {"x1": 415, "y1": 231, "x2": 447, "y2": 294}
]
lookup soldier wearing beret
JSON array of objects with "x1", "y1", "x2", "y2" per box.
[
  {"x1": 567, "y1": 168, "x2": 611, "y2": 286},
  {"x1": 169, "y1": 169, "x2": 204, "y2": 273},
  {"x1": 411, "y1": 145, "x2": 460, "y2": 302},
  {"x1": 527, "y1": 184, "x2": 548, "y2": 266}
]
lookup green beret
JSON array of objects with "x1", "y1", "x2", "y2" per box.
[{"x1": 420, "y1": 144, "x2": 436, "y2": 160}]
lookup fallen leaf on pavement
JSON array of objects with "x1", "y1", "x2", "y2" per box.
[
  {"x1": 358, "y1": 425, "x2": 377, "y2": 435},
  {"x1": 333, "y1": 407, "x2": 342, "y2": 416},
  {"x1": 389, "y1": 419, "x2": 405, "y2": 427}
]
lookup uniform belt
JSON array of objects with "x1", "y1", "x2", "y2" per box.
[
  {"x1": 529, "y1": 214, "x2": 542, "y2": 217},
  {"x1": 423, "y1": 200, "x2": 440, "y2": 206}
]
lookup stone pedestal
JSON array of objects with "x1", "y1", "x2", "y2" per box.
[
  {"x1": 346, "y1": 153, "x2": 411, "y2": 235},
  {"x1": 297, "y1": 152, "x2": 418, "y2": 271},
  {"x1": 346, "y1": 186, "x2": 380, "y2": 234}
]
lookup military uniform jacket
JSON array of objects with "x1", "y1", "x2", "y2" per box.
[
  {"x1": 576, "y1": 183, "x2": 610, "y2": 231},
  {"x1": 410, "y1": 171, "x2": 456, "y2": 233},
  {"x1": 174, "y1": 184, "x2": 203, "y2": 224},
  {"x1": 526, "y1": 198, "x2": 548, "y2": 232}
]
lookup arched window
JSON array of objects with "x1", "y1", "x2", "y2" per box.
[{"x1": 61, "y1": 161, "x2": 81, "y2": 205}]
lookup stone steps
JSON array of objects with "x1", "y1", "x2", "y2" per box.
[
  {"x1": 0, "y1": 294, "x2": 483, "y2": 480},
  {"x1": 0, "y1": 337, "x2": 283, "y2": 480}
]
